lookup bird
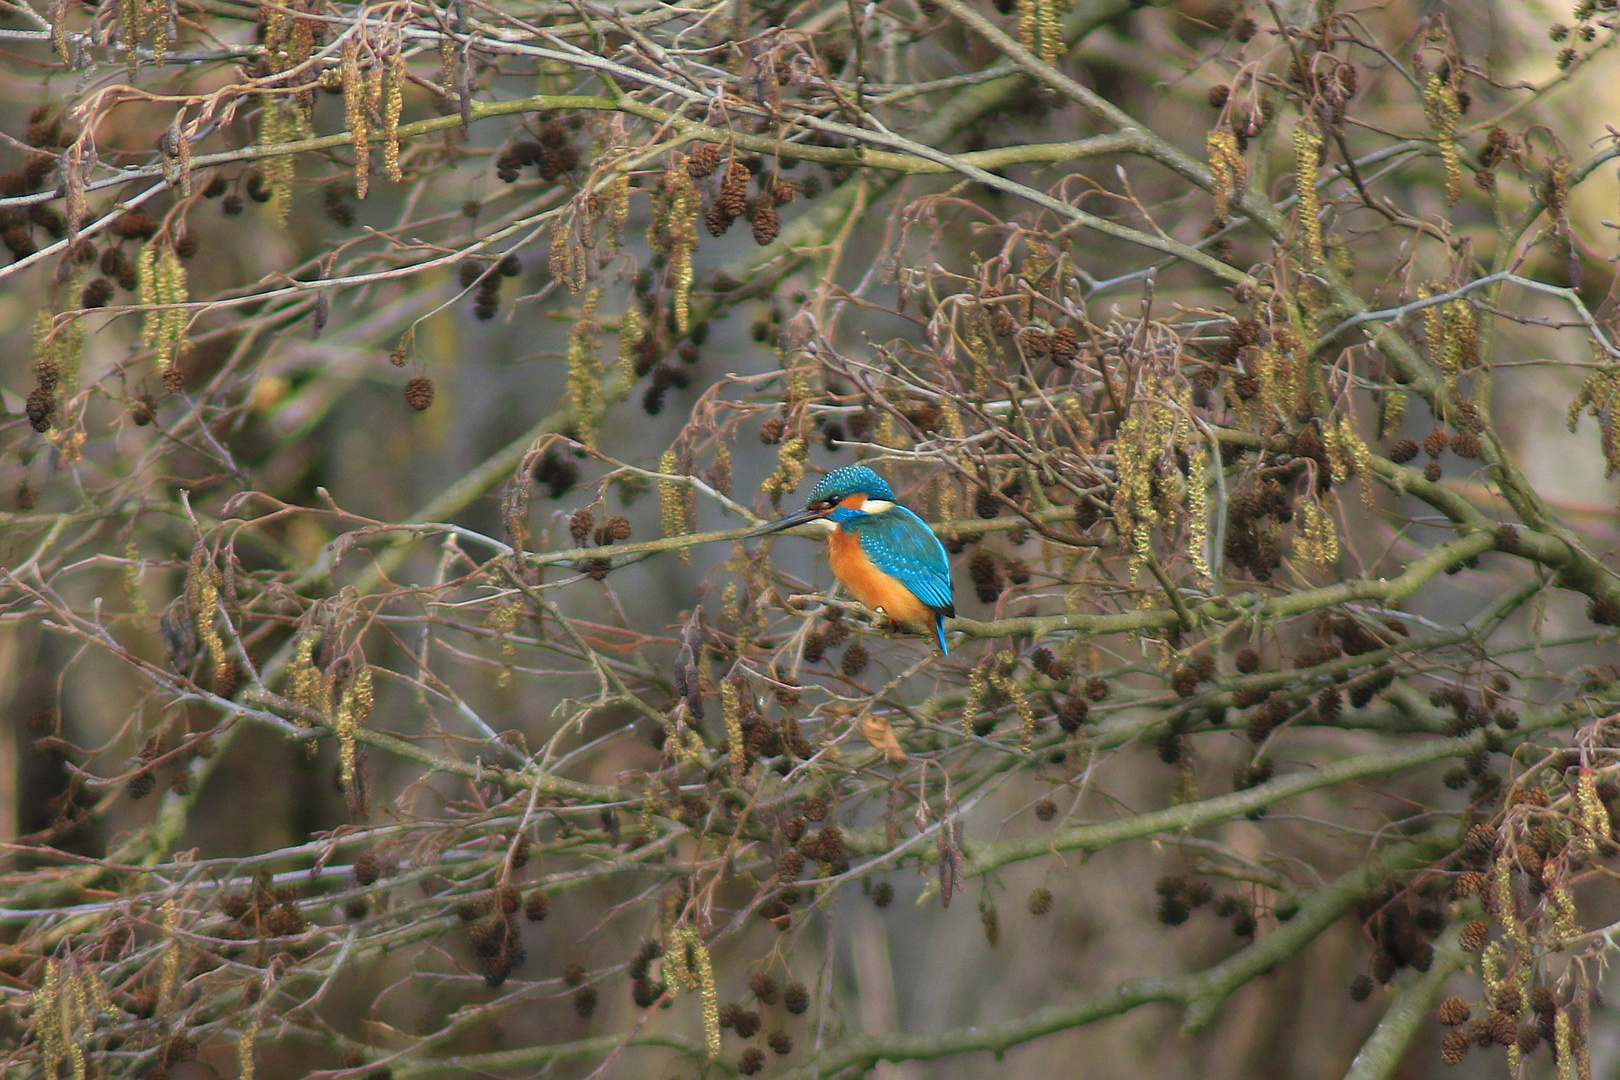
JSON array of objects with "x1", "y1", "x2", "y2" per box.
[{"x1": 747, "y1": 465, "x2": 955, "y2": 653}]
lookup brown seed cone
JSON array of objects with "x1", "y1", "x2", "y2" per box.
[
  {"x1": 404, "y1": 375, "x2": 435, "y2": 411},
  {"x1": 1049, "y1": 326, "x2": 1079, "y2": 363},
  {"x1": 1450, "y1": 871, "x2": 1486, "y2": 899},
  {"x1": 1457, "y1": 919, "x2": 1489, "y2": 952},
  {"x1": 25, "y1": 387, "x2": 54, "y2": 432},
  {"x1": 1439, "y1": 1029, "x2": 1470, "y2": 1065},
  {"x1": 716, "y1": 174, "x2": 750, "y2": 218},
  {"x1": 1438, "y1": 997, "x2": 1471, "y2": 1026},
  {"x1": 686, "y1": 144, "x2": 722, "y2": 179},
  {"x1": 751, "y1": 203, "x2": 780, "y2": 246},
  {"x1": 749, "y1": 971, "x2": 780, "y2": 1005},
  {"x1": 705, "y1": 200, "x2": 737, "y2": 237}
]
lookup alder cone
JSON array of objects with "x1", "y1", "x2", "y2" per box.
[
  {"x1": 404, "y1": 376, "x2": 435, "y2": 411},
  {"x1": 751, "y1": 204, "x2": 781, "y2": 246},
  {"x1": 686, "y1": 144, "x2": 722, "y2": 178}
]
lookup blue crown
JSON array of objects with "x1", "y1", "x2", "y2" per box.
[{"x1": 808, "y1": 466, "x2": 895, "y2": 505}]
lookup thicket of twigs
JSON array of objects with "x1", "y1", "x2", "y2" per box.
[{"x1": 3, "y1": 0, "x2": 1620, "y2": 1075}]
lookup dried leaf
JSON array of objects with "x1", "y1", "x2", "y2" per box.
[{"x1": 860, "y1": 713, "x2": 906, "y2": 764}]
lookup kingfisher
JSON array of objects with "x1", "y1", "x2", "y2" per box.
[{"x1": 748, "y1": 466, "x2": 955, "y2": 653}]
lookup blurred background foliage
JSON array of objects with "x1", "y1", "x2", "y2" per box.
[{"x1": 2, "y1": 0, "x2": 1620, "y2": 1076}]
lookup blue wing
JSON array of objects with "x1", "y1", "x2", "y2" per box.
[{"x1": 847, "y1": 506, "x2": 955, "y2": 616}]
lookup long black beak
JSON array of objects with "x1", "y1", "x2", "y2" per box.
[{"x1": 745, "y1": 507, "x2": 825, "y2": 537}]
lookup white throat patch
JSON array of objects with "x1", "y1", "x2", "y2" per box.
[{"x1": 805, "y1": 516, "x2": 838, "y2": 534}]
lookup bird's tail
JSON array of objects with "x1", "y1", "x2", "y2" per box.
[{"x1": 935, "y1": 612, "x2": 949, "y2": 655}]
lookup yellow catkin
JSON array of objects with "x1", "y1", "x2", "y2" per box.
[
  {"x1": 136, "y1": 243, "x2": 159, "y2": 346},
  {"x1": 1037, "y1": 0, "x2": 1063, "y2": 64},
  {"x1": 120, "y1": 0, "x2": 144, "y2": 75},
  {"x1": 991, "y1": 668, "x2": 1036, "y2": 752},
  {"x1": 1379, "y1": 389, "x2": 1407, "y2": 440},
  {"x1": 156, "y1": 244, "x2": 189, "y2": 374},
  {"x1": 1547, "y1": 884, "x2": 1578, "y2": 941},
  {"x1": 722, "y1": 678, "x2": 745, "y2": 779},
  {"x1": 1341, "y1": 416, "x2": 1376, "y2": 508},
  {"x1": 491, "y1": 601, "x2": 518, "y2": 686},
  {"x1": 1423, "y1": 73, "x2": 1463, "y2": 207},
  {"x1": 711, "y1": 437, "x2": 732, "y2": 497},
  {"x1": 783, "y1": 349, "x2": 814, "y2": 413},
  {"x1": 550, "y1": 218, "x2": 571, "y2": 290},
  {"x1": 145, "y1": 0, "x2": 167, "y2": 64},
  {"x1": 720, "y1": 582, "x2": 741, "y2": 632},
  {"x1": 662, "y1": 925, "x2": 694, "y2": 991},
  {"x1": 659, "y1": 448, "x2": 690, "y2": 563},
  {"x1": 259, "y1": 103, "x2": 309, "y2": 226},
  {"x1": 384, "y1": 51, "x2": 405, "y2": 183},
  {"x1": 692, "y1": 935, "x2": 721, "y2": 1059},
  {"x1": 965, "y1": 309, "x2": 992, "y2": 398},
  {"x1": 608, "y1": 169, "x2": 630, "y2": 230},
  {"x1": 962, "y1": 661, "x2": 988, "y2": 738},
  {"x1": 63, "y1": 969, "x2": 85, "y2": 1080},
  {"x1": 1296, "y1": 499, "x2": 1337, "y2": 569},
  {"x1": 287, "y1": 635, "x2": 321, "y2": 721},
  {"x1": 619, "y1": 304, "x2": 644, "y2": 367},
  {"x1": 337, "y1": 668, "x2": 372, "y2": 786},
  {"x1": 238, "y1": 1007, "x2": 263, "y2": 1080},
  {"x1": 761, "y1": 435, "x2": 808, "y2": 508},
  {"x1": 1293, "y1": 121, "x2": 1323, "y2": 266},
  {"x1": 666, "y1": 170, "x2": 700, "y2": 332},
  {"x1": 31, "y1": 960, "x2": 65, "y2": 1078},
  {"x1": 567, "y1": 289, "x2": 603, "y2": 449},
  {"x1": 194, "y1": 573, "x2": 227, "y2": 673},
  {"x1": 1442, "y1": 300, "x2": 1475, "y2": 372},
  {"x1": 1419, "y1": 285, "x2": 1448, "y2": 372},
  {"x1": 1015, "y1": 0, "x2": 1037, "y2": 51},
  {"x1": 1207, "y1": 130, "x2": 1243, "y2": 225},
  {"x1": 52, "y1": 1, "x2": 69, "y2": 62},
  {"x1": 31, "y1": 311, "x2": 57, "y2": 385},
  {"x1": 157, "y1": 900, "x2": 180, "y2": 1017},
  {"x1": 1555, "y1": 1010, "x2": 1573, "y2": 1080},
  {"x1": 125, "y1": 541, "x2": 147, "y2": 619},
  {"x1": 1491, "y1": 852, "x2": 1521, "y2": 942},
  {"x1": 262, "y1": 4, "x2": 288, "y2": 67},
  {"x1": 1186, "y1": 440, "x2": 1211, "y2": 581},
  {"x1": 1577, "y1": 767, "x2": 1612, "y2": 857},
  {"x1": 343, "y1": 43, "x2": 370, "y2": 199},
  {"x1": 1110, "y1": 377, "x2": 1179, "y2": 587}
]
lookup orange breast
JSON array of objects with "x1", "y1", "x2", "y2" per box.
[{"x1": 827, "y1": 529, "x2": 934, "y2": 630}]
